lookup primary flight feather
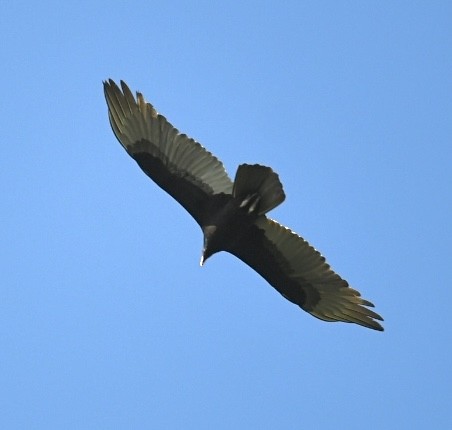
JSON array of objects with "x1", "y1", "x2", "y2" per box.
[{"x1": 104, "y1": 79, "x2": 384, "y2": 331}]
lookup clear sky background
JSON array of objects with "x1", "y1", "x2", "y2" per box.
[{"x1": 1, "y1": 1, "x2": 451, "y2": 429}]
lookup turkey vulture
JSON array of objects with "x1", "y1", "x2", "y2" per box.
[{"x1": 104, "y1": 79, "x2": 384, "y2": 331}]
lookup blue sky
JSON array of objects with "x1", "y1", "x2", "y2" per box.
[{"x1": 1, "y1": 1, "x2": 451, "y2": 428}]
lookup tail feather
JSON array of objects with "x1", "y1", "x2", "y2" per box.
[{"x1": 233, "y1": 164, "x2": 285, "y2": 215}]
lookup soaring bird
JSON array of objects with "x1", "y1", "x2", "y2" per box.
[{"x1": 104, "y1": 79, "x2": 384, "y2": 331}]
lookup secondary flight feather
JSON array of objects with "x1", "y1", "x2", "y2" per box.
[{"x1": 104, "y1": 79, "x2": 384, "y2": 331}]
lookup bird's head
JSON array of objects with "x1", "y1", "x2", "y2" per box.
[{"x1": 200, "y1": 225, "x2": 218, "y2": 266}]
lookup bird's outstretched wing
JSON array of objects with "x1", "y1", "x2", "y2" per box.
[
  {"x1": 228, "y1": 217, "x2": 384, "y2": 331},
  {"x1": 104, "y1": 79, "x2": 233, "y2": 225}
]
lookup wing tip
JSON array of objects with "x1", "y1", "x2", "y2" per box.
[{"x1": 363, "y1": 318, "x2": 384, "y2": 331}]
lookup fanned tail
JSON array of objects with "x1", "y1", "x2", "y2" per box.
[{"x1": 232, "y1": 164, "x2": 285, "y2": 215}]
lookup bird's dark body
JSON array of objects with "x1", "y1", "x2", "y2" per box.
[
  {"x1": 135, "y1": 149, "x2": 310, "y2": 307},
  {"x1": 104, "y1": 79, "x2": 384, "y2": 331}
]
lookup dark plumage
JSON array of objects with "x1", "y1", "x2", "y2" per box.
[{"x1": 104, "y1": 79, "x2": 384, "y2": 331}]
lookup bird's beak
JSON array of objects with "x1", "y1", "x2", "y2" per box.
[
  {"x1": 201, "y1": 227, "x2": 216, "y2": 267},
  {"x1": 200, "y1": 249, "x2": 207, "y2": 266},
  {"x1": 200, "y1": 247, "x2": 212, "y2": 266}
]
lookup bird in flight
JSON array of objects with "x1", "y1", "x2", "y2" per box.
[{"x1": 104, "y1": 79, "x2": 384, "y2": 331}]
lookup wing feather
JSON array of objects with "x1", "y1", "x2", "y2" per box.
[
  {"x1": 229, "y1": 217, "x2": 384, "y2": 331},
  {"x1": 104, "y1": 80, "x2": 233, "y2": 224}
]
